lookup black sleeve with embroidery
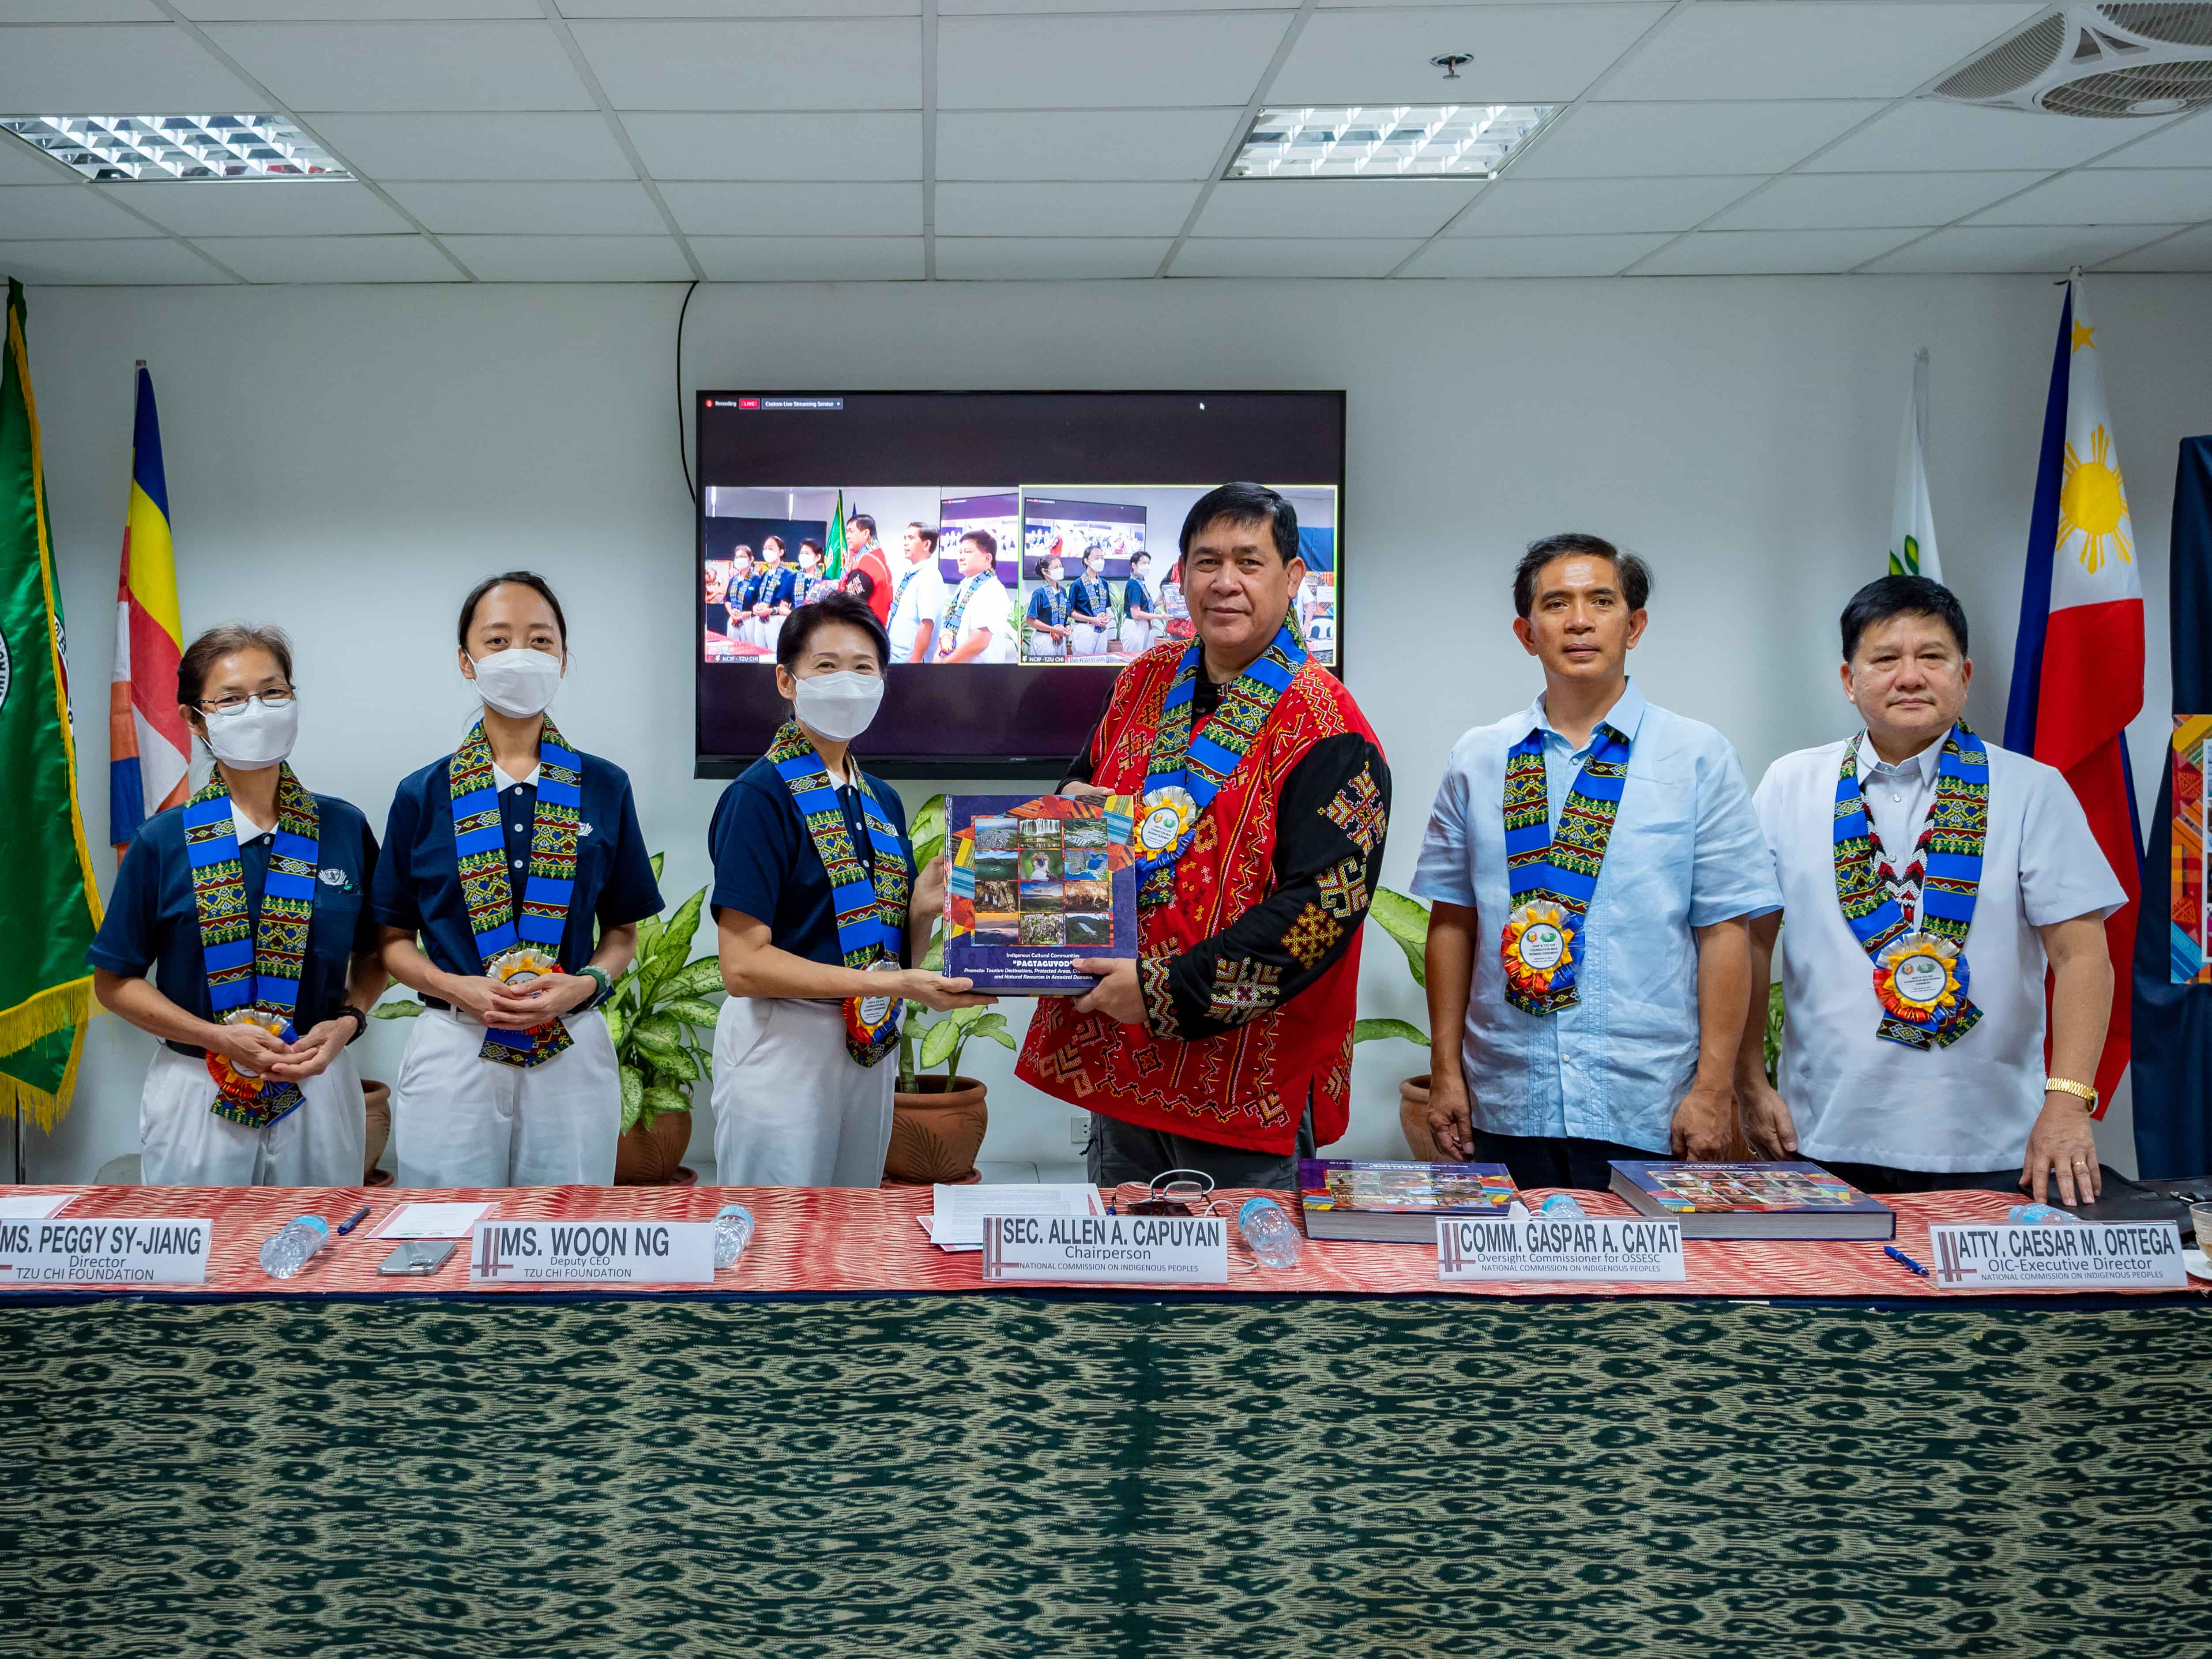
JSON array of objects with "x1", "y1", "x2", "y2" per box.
[{"x1": 1138, "y1": 733, "x2": 1391, "y2": 1043}]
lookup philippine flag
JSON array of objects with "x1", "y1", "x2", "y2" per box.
[
  {"x1": 108, "y1": 364, "x2": 188, "y2": 856},
  {"x1": 2003, "y1": 273, "x2": 2145, "y2": 1110}
]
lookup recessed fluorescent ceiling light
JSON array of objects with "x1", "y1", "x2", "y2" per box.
[
  {"x1": 1227, "y1": 104, "x2": 1557, "y2": 180},
  {"x1": 1, "y1": 115, "x2": 349, "y2": 181}
]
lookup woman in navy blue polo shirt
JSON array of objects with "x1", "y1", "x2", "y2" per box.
[
  {"x1": 372, "y1": 572, "x2": 661, "y2": 1189},
  {"x1": 708, "y1": 591, "x2": 988, "y2": 1186},
  {"x1": 89, "y1": 624, "x2": 386, "y2": 1187}
]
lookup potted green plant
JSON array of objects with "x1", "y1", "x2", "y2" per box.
[{"x1": 1352, "y1": 888, "x2": 1439, "y2": 1159}]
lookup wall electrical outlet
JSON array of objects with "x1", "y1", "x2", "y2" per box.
[{"x1": 1070, "y1": 1114, "x2": 1089, "y2": 1147}]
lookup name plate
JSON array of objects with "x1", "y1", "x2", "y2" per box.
[
  {"x1": 1437, "y1": 1215, "x2": 1686, "y2": 1283},
  {"x1": 1926, "y1": 1221, "x2": 2187, "y2": 1291},
  {"x1": 0, "y1": 1217, "x2": 211, "y2": 1287},
  {"x1": 467, "y1": 1219, "x2": 714, "y2": 1285},
  {"x1": 982, "y1": 1213, "x2": 1228, "y2": 1284}
]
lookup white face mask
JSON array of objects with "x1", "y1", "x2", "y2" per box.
[
  {"x1": 469, "y1": 647, "x2": 563, "y2": 718},
  {"x1": 201, "y1": 696, "x2": 299, "y2": 769},
  {"x1": 792, "y1": 670, "x2": 884, "y2": 743}
]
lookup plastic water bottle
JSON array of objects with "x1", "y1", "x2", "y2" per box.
[
  {"x1": 1238, "y1": 1197, "x2": 1303, "y2": 1269},
  {"x1": 258, "y1": 1214, "x2": 330, "y2": 1279},
  {"x1": 712, "y1": 1203, "x2": 756, "y2": 1270},
  {"x1": 1536, "y1": 1194, "x2": 1587, "y2": 1218},
  {"x1": 2008, "y1": 1203, "x2": 2079, "y2": 1226}
]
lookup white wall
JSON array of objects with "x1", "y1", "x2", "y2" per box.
[{"x1": 17, "y1": 273, "x2": 2210, "y2": 1184}]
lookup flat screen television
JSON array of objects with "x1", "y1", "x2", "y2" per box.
[{"x1": 694, "y1": 390, "x2": 1346, "y2": 777}]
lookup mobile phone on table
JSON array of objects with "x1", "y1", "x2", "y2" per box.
[{"x1": 376, "y1": 1241, "x2": 458, "y2": 1276}]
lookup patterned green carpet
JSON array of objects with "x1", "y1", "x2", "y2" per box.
[{"x1": 5, "y1": 1297, "x2": 2208, "y2": 1658}]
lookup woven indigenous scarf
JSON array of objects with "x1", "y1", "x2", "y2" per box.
[
  {"x1": 1499, "y1": 722, "x2": 1632, "y2": 1016},
  {"x1": 1833, "y1": 724, "x2": 1987, "y2": 1050},
  {"x1": 1037, "y1": 583, "x2": 1071, "y2": 627},
  {"x1": 184, "y1": 765, "x2": 320, "y2": 1128},
  {"x1": 1131, "y1": 616, "x2": 1307, "y2": 910},
  {"x1": 1076, "y1": 575, "x2": 1111, "y2": 619},
  {"x1": 937, "y1": 572, "x2": 991, "y2": 656},
  {"x1": 450, "y1": 716, "x2": 581, "y2": 1068},
  {"x1": 769, "y1": 720, "x2": 913, "y2": 1066}
]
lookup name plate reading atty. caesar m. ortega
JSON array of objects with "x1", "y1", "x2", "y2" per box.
[
  {"x1": 468, "y1": 1219, "x2": 715, "y2": 1285},
  {"x1": 0, "y1": 1218, "x2": 212, "y2": 1287},
  {"x1": 1926, "y1": 1221, "x2": 2188, "y2": 1291},
  {"x1": 982, "y1": 1213, "x2": 1229, "y2": 1284},
  {"x1": 1437, "y1": 1215, "x2": 1686, "y2": 1283}
]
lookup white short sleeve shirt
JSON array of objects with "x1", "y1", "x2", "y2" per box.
[
  {"x1": 946, "y1": 573, "x2": 1012, "y2": 664},
  {"x1": 886, "y1": 560, "x2": 948, "y2": 664}
]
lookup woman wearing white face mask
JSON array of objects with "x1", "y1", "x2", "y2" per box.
[
  {"x1": 707, "y1": 592, "x2": 990, "y2": 1185},
  {"x1": 372, "y1": 571, "x2": 662, "y2": 1188},
  {"x1": 89, "y1": 625, "x2": 387, "y2": 1186}
]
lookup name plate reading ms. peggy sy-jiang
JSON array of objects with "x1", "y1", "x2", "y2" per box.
[
  {"x1": 468, "y1": 1219, "x2": 715, "y2": 1285},
  {"x1": 1926, "y1": 1221, "x2": 2188, "y2": 1291},
  {"x1": 982, "y1": 1213, "x2": 1229, "y2": 1284},
  {"x1": 1437, "y1": 1215, "x2": 1686, "y2": 1283},
  {"x1": 0, "y1": 1218, "x2": 212, "y2": 1287}
]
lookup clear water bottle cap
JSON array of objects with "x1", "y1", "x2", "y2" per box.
[
  {"x1": 715, "y1": 1203, "x2": 752, "y2": 1219},
  {"x1": 1238, "y1": 1197, "x2": 1278, "y2": 1225},
  {"x1": 293, "y1": 1215, "x2": 329, "y2": 1237}
]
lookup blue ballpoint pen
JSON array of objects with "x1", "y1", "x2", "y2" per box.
[
  {"x1": 335, "y1": 1205, "x2": 372, "y2": 1236},
  {"x1": 1884, "y1": 1244, "x2": 1929, "y2": 1277}
]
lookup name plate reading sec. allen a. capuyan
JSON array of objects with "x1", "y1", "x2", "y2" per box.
[{"x1": 982, "y1": 1213, "x2": 1229, "y2": 1284}]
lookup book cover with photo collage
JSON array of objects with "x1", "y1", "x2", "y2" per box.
[{"x1": 942, "y1": 794, "x2": 1140, "y2": 995}]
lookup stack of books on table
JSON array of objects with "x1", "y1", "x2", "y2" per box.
[
  {"x1": 1608, "y1": 1160, "x2": 1896, "y2": 1241},
  {"x1": 1295, "y1": 1159, "x2": 1519, "y2": 1243}
]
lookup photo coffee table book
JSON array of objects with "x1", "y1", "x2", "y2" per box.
[
  {"x1": 1297, "y1": 1159, "x2": 1518, "y2": 1243},
  {"x1": 943, "y1": 794, "x2": 1139, "y2": 994},
  {"x1": 1608, "y1": 1160, "x2": 1897, "y2": 1241}
]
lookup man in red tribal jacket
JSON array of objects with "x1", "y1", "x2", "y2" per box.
[{"x1": 1018, "y1": 482, "x2": 1391, "y2": 1191}]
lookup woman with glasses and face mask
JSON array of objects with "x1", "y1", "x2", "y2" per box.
[
  {"x1": 88, "y1": 625, "x2": 388, "y2": 1186},
  {"x1": 371, "y1": 571, "x2": 662, "y2": 1188}
]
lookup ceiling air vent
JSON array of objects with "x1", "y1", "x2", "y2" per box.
[{"x1": 1932, "y1": 3, "x2": 2212, "y2": 116}]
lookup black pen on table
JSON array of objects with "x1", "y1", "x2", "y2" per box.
[{"x1": 335, "y1": 1204, "x2": 371, "y2": 1236}]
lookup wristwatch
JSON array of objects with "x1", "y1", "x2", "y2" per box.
[
  {"x1": 337, "y1": 1004, "x2": 368, "y2": 1045},
  {"x1": 2045, "y1": 1076, "x2": 2098, "y2": 1112},
  {"x1": 578, "y1": 965, "x2": 613, "y2": 1010}
]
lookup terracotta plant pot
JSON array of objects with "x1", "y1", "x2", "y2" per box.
[
  {"x1": 361, "y1": 1080, "x2": 391, "y2": 1180},
  {"x1": 1398, "y1": 1073, "x2": 1437, "y2": 1162},
  {"x1": 615, "y1": 1107, "x2": 693, "y2": 1186},
  {"x1": 886, "y1": 1076, "x2": 989, "y2": 1185}
]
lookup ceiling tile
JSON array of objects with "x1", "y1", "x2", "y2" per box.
[
  {"x1": 2089, "y1": 112, "x2": 2212, "y2": 170},
  {"x1": 439, "y1": 233, "x2": 692, "y2": 279},
  {"x1": 1195, "y1": 178, "x2": 1480, "y2": 238},
  {"x1": 308, "y1": 113, "x2": 637, "y2": 180},
  {"x1": 936, "y1": 182, "x2": 1200, "y2": 238},
  {"x1": 1631, "y1": 227, "x2": 1920, "y2": 275},
  {"x1": 0, "y1": 139, "x2": 71, "y2": 186},
  {"x1": 658, "y1": 181, "x2": 922, "y2": 236},
  {"x1": 564, "y1": 0, "x2": 918, "y2": 13},
  {"x1": 1712, "y1": 170, "x2": 2050, "y2": 231},
  {"x1": 1451, "y1": 176, "x2": 1760, "y2": 236},
  {"x1": 1970, "y1": 169, "x2": 2212, "y2": 226},
  {"x1": 1597, "y1": 4, "x2": 2043, "y2": 102},
  {"x1": 622, "y1": 113, "x2": 921, "y2": 181},
  {"x1": 0, "y1": 24, "x2": 261, "y2": 109},
  {"x1": 94, "y1": 180, "x2": 409, "y2": 235},
  {"x1": 177, "y1": 2, "x2": 538, "y2": 18},
  {"x1": 205, "y1": 22, "x2": 595, "y2": 111},
  {"x1": 692, "y1": 236, "x2": 923, "y2": 280},
  {"x1": 1863, "y1": 223, "x2": 2182, "y2": 273},
  {"x1": 2098, "y1": 225, "x2": 2212, "y2": 271},
  {"x1": 0, "y1": 1, "x2": 162, "y2": 18},
  {"x1": 934, "y1": 237, "x2": 1169, "y2": 278},
  {"x1": 384, "y1": 181, "x2": 666, "y2": 233},
  {"x1": 1272, "y1": 4, "x2": 1670, "y2": 105},
  {"x1": 1511, "y1": 101, "x2": 1884, "y2": 179},
  {"x1": 0, "y1": 186, "x2": 162, "y2": 238},
  {"x1": 944, "y1": 0, "x2": 1282, "y2": 11},
  {"x1": 1804, "y1": 103, "x2": 2148, "y2": 174},
  {"x1": 198, "y1": 233, "x2": 460, "y2": 280},
  {"x1": 1170, "y1": 238, "x2": 1423, "y2": 278},
  {"x1": 938, "y1": 13, "x2": 1290, "y2": 110},
  {"x1": 573, "y1": 20, "x2": 921, "y2": 111},
  {"x1": 937, "y1": 109, "x2": 1242, "y2": 182},
  {"x1": 1401, "y1": 232, "x2": 1674, "y2": 278},
  {"x1": 0, "y1": 238, "x2": 233, "y2": 283}
]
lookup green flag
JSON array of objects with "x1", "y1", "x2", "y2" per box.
[
  {"x1": 824, "y1": 488, "x2": 846, "y2": 580},
  {"x1": 0, "y1": 278, "x2": 102, "y2": 1129}
]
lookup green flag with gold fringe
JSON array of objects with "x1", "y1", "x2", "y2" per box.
[{"x1": 0, "y1": 277, "x2": 103, "y2": 1129}]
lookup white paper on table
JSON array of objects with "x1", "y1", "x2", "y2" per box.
[
  {"x1": 0, "y1": 1193, "x2": 75, "y2": 1219},
  {"x1": 928, "y1": 1182, "x2": 1102, "y2": 1249},
  {"x1": 917, "y1": 1214, "x2": 982, "y2": 1253},
  {"x1": 372, "y1": 1201, "x2": 496, "y2": 1240}
]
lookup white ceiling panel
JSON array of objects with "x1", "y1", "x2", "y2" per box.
[
  {"x1": 572, "y1": 20, "x2": 921, "y2": 111},
  {"x1": 306, "y1": 113, "x2": 637, "y2": 181},
  {"x1": 0, "y1": 238, "x2": 232, "y2": 283},
  {"x1": 384, "y1": 181, "x2": 666, "y2": 233},
  {"x1": 0, "y1": 186, "x2": 162, "y2": 238},
  {"x1": 1597, "y1": 4, "x2": 2042, "y2": 102},
  {"x1": 439, "y1": 233, "x2": 691, "y2": 278},
  {"x1": 1170, "y1": 238, "x2": 1423, "y2": 278},
  {"x1": 1712, "y1": 170, "x2": 2050, "y2": 231},
  {"x1": 1511, "y1": 101, "x2": 1884, "y2": 180},
  {"x1": 1803, "y1": 103, "x2": 2148, "y2": 174},
  {"x1": 1272, "y1": 4, "x2": 1670, "y2": 105},
  {"x1": 2089, "y1": 113, "x2": 2212, "y2": 170},
  {"x1": 936, "y1": 237, "x2": 1169, "y2": 278},
  {"x1": 1195, "y1": 178, "x2": 1481, "y2": 238},
  {"x1": 937, "y1": 13, "x2": 1289, "y2": 111},
  {"x1": 201, "y1": 233, "x2": 459, "y2": 280},
  {"x1": 937, "y1": 109, "x2": 1242, "y2": 182},
  {"x1": 0, "y1": 140, "x2": 70, "y2": 187},
  {"x1": 658, "y1": 181, "x2": 923, "y2": 236},
  {"x1": 936, "y1": 182, "x2": 1200, "y2": 238},
  {"x1": 177, "y1": 2, "x2": 538, "y2": 18},
  {"x1": 944, "y1": 0, "x2": 1282, "y2": 11},
  {"x1": 205, "y1": 22, "x2": 596, "y2": 111},
  {"x1": 0, "y1": 1, "x2": 161, "y2": 18},
  {"x1": 1970, "y1": 169, "x2": 2212, "y2": 226},
  {"x1": 1402, "y1": 232, "x2": 1673, "y2": 278},
  {"x1": 0, "y1": 24, "x2": 262, "y2": 109},
  {"x1": 96, "y1": 180, "x2": 409, "y2": 235},
  {"x1": 1863, "y1": 223, "x2": 2182, "y2": 273},
  {"x1": 692, "y1": 236, "x2": 923, "y2": 280},
  {"x1": 1451, "y1": 175, "x2": 1760, "y2": 236},
  {"x1": 623, "y1": 113, "x2": 921, "y2": 181},
  {"x1": 2098, "y1": 225, "x2": 2212, "y2": 271},
  {"x1": 1633, "y1": 226, "x2": 1920, "y2": 275},
  {"x1": 564, "y1": 0, "x2": 919, "y2": 13}
]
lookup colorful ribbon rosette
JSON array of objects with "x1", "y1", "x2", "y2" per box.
[
  {"x1": 1500, "y1": 899, "x2": 1575, "y2": 1000},
  {"x1": 1871, "y1": 931, "x2": 1967, "y2": 1029}
]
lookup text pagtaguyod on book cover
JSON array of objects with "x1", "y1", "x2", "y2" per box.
[{"x1": 942, "y1": 794, "x2": 1140, "y2": 995}]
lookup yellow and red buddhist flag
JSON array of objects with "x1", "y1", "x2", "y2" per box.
[{"x1": 109, "y1": 361, "x2": 187, "y2": 854}]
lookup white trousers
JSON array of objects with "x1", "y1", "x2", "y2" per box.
[
  {"x1": 1118, "y1": 619, "x2": 1151, "y2": 654},
  {"x1": 391, "y1": 1005, "x2": 620, "y2": 1189},
  {"x1": 140, "y1": 1042, "x2": 366, "y2": 1188},
  {"x1": 712, "y1": 997, "x2": 894, "y2": 1188},
  {"x1": 1070, "y1": 622, "x2": 1109, "y2": 656},
  {"x1": 1027, "y1": 633, "x2": 1066, "y2": 660}
]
